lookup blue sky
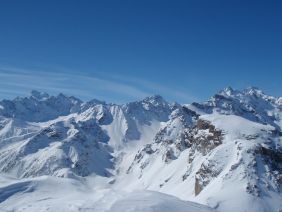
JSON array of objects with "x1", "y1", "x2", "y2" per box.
[{"x1": 0, "y1": 0, "x2": 281, "y2": 103}]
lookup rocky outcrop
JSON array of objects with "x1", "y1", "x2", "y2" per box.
[
  {"x1": 127, "y1": 117, "x2": 224, "y2": 186},
  {"x1": 194, "y1": 160, "x2": 223, "y2": 196},
  {"x1": 187, "y1": 120, "x2": 223, "y2": 161},
  {"x1": 255, "y1": 145, "x2": 282, "y2": 193},
  {"x1": 195, "y1": 177, "x2": 202, "y2": 196}
]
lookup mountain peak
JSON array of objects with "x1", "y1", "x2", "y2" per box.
[
  {"x1": 142, "y1": 95, "x2": 167, "y2": 106},
  {"x1": 30, "y1": 90, "x2": 49, "y2": 100},
  {"x1": 243, "y1": 86, "x2": 264, "y2": 95},
  {"x1": 218, "y1": 86, "x2": 266, "y2": 98},
  {"x1": 224, "y1": 86, "x2": 233, "y2": 92},
  {"x1": 220, "y1": 86, "x2": 235, "y2": 96}
]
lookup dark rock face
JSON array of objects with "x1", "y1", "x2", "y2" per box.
[
  {"x1": 254, "y1": 145, "x2": 282, "y2": 193},
  {"x1": 256, "y1": 146, "x2": 282, "y2": 163},
  {"x1": 127, "y1": 115, "x2": 224, "y2": 188},
  {"x1": 160, "y1": 120, "x2": 223, "y2": 162},
  {"x1": 162, "y1": 148, "x2": 177, "y2": 162},
  {"x1": 187, "y1": 120, "x2": 223, "y2": 159},
  {"x1": 195, "y1": 177, "x2": 202, "y2": 196},
  {"x1": 197, "y1": 119, "x2": 213, "y2": 130},
  {"x1": 194, "y1": 160, "x2": 223, "y2": 196}
]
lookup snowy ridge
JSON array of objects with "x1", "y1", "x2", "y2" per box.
[
  {"x1": 0, "y1": 88, "x2": 281, "y2": 212},
  {"x1": 189, "y1": 86, "x2": 282, "y2": 130}
]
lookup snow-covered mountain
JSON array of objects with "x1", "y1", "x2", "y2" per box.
[{"x1": 0, "y1": 88, "x2": 281, "y2": 212}]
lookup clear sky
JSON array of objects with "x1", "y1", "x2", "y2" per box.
[{"x1": 0, "y1": 0, "x2": 281, "y2": 103}]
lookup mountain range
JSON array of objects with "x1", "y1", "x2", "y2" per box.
[{"x1": 0, "y1": 87, "x2": 281, "y2": 212}]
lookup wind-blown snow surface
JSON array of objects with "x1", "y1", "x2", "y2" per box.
[
  {"x1": 0, "y1": 88, "x2": 281, "y2": 212},
  {"x1": 0, "y1": 175, "x2": 214, "y2": 212}
]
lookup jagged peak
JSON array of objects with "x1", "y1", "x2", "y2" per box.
[
  {"x1": 277, "y1": 97, "x2": 282, "y2": 105},
  {"x1": 81, "y1": 99, "x2": 107, "y2": 110},
  {"x1": 243, "y1": 86, "x2": 264, "y2": 95},
  {"x1": 224, "y1": 86, "x2": 234, "y2": 92},
  {"x1": 242, "y1": 87, "x2": 279, "y2": 102},
  {"x1": 142, "y1": 94, "x2": 167, "y2": 106},
  {"x1": 218, "y1": 86, "x2": 235, "y2": 96},
  {"x1": 29, "y1": 91, "x2": 82, "y2": 104},
  {"x1": 30, "y1": 90, "x2": 49, "y2": 100},
  {"x1": 125, "y1": 95, "x2": 169, "y2": 109},
  {"x1": 87, "y1": 99, "x2": 106, "y2": 105},
  {"x1": 55, "y1": 93, "x2": 72, "y2": 101},
  {"x1": 217, "y1": 86, "x2": 270, "y2": 99}
]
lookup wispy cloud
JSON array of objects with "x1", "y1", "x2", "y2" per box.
[
  {"x1": 0, "y1": 65, "x2": 197, "y2": 103},
  {"x1": 0, "y1": 65, "x2": 150, "y2": 102},
  {"x1": 103, "y1": 74, "x2": 198, "y2": 103}
]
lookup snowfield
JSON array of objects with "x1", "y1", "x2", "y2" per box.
[
  {"x1": 0, "y1": 87, "x2": 281, "y2": 212},
  {"x1": 0, "y1": 175, "x2": 214, "y2": 212}
]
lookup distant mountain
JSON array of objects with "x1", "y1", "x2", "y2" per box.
[{"x1": 0, "y1": 87, "x2": 281, "y2": 212}]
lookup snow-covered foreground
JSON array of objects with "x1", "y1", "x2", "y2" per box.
[{"x1": 0, "y1": 175, "x2": 214, "y2": 212}]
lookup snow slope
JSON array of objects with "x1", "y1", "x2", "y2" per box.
[{"x1": 0, "y1": 175, "x2": 214, "y2": 212}]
